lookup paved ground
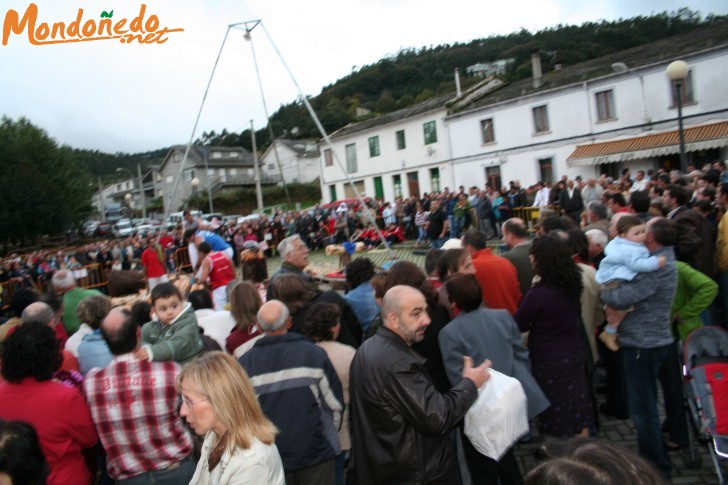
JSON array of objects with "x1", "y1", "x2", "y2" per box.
[{"x1": 262, "y1": 243, "x2": 725, "y2": 484}]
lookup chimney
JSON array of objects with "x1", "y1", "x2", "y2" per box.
[
  {"x1": 531, "y1": 51, "x2": 542, "y2": 88},
  {"x1": 454, "y1": 68, "x2": 462, "y2": 97}
]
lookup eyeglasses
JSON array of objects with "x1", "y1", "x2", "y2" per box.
[{"x1": 181, "y1": 396, "x2": 209, "y2": 407}]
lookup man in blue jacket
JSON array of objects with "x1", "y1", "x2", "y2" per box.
[
  {"x1": 601, "y1": 217, "x2": 678, "y2": 478},
  {"x1": 239, "y1": 300, "x2": 344, "y2": 485}
]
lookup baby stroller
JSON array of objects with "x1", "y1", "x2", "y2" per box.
[{"x1": 683, "y1": 326, "x2": 728, "y2": 483}]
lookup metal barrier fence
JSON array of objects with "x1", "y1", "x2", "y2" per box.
[{"x1": 0, "y1": 263, "x2": 108, "y2": 312}]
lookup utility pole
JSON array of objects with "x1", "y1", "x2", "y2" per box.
[
  {"x1": 251, "y1": 120, "x2": 264, "y2": 210},
  {"x1": 137, "y1": 163, "x2": 147, "y2": 218}
]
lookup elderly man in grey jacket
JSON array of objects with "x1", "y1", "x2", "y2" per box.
[{"x1": 601, "y1": 217, "x2": 678, "y2": 478}]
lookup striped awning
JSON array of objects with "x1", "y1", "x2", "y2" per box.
[{"x1": 567, "y1": 121, "x2": 728, "y2": 167}]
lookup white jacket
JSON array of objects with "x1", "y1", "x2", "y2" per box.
[{"x1": 190, "y1": 431, "x2": 285, "y2": 485}]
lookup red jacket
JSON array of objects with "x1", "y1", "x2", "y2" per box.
[{"x1": 471, "y1": 249, "x2": 522, "y2": 314}]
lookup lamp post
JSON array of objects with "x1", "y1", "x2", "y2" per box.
[
  {"x1": 116, "y1": 166, "x2": 146, "y2": 218},
  {"x1": 124, "y1": 193, "x2": 133, "y2": 218},
  {"x1": 666, "y1": 60, "x2": 689, "y2": 175},
  {"x1": 191, "y1": 177, "x2": 200, "y2": 211}
]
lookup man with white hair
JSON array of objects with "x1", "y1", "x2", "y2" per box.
[
  {"x1": 267, "y1": 234, "x2": 317, "y2": 299},
  {"x1": 51, "y1": 269, "x2": 103, "y2": 336},
  {"x1": 239, "y1": 300, "x2": 344, "y2": 485},
  {"x1": 582, "y1": 200, "x2": 610, "y2": 238},
  {"x1": 585, "y1": 229, "x2": 608, "y2": 268}
]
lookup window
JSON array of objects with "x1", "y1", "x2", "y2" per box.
[
  {"x1": 532, "y1": 105, "x2": 549, "y2": 133},
  {"x1": 324, "y1": 148, "x2": 334, "y2": 166},
  {"x1": 480, "y1": 118, "x2": 495, "y2": 143},
  {"x1": 423, "y1": 121, "x2": 437, "y2": 145},
  {"x1": 368, "y1": 136, "x2": 380, "y2": 157},
  {"x1": 393, "y1": 174, "x2": 402, "y2": 198},
  {"x1": 595, "y1": 90, "x2": 616, "y2": 121},
  {"x1": 212, "y1": 151, "x2": 222, "y2": 159},
  {"x1": 268, "y1": 163, "x2": 275, "y2": 170},
  {"x1": 329, "y1": 185, "x2": 337, "y2": 201},
  {"x1": 396, "y1": 130, "x2": 406, "y2": 150},
  {"x1": 182, "y1": 170, "x2": 195, "y2": 181},
  {"x1": 430, "y1": 168, "x2": 441, "y2": 193},
  {"x1": 207, "y1": 169, "x2": 215, "y2": 178},
  {"x1": 219, "y1": 168, "x2": 226, "y2": 176},
  {"x1": 228, "y1": 152, "x2": 239, "y2": 158},
  {"x1": 230, "y1": 168, "x2": 237, "y2": 176},
  {"x1": 670, "y1": 71, "x2": 695, "y2": 106},
  {"x1": 165, "y1": 175, "x2": 173, "y2": 184},
  {"x1": 345, "y1": 143, "x2": 358, "y2": 173}
]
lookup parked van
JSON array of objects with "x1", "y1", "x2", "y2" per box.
[{"x1": 165, "y1": 210, "x2": 202, "y2": 229}]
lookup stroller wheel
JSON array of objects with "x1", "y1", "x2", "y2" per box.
[{"x1": 682, "y1": 446, "x2": 702, "y2": 469}]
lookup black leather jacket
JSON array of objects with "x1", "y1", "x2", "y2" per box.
[{"x1": 347, "y1": 326, "x2": 477, "y2": 484}]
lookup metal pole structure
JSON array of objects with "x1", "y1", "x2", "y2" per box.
[
  {"x1": 97, "y1": 176, "x2": 106, "y2": 222},
  {"x1": 137, "y1": 163, "x2": 147, "y2": 219},
  {"x1": 251, "y1": 120, "x2": 264, "y2": 210},
  {"x1": 675, "y1": 80, "x2": 688, "y2": 174}
]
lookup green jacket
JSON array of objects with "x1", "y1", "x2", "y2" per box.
[
  {"x1": 672, "y1": 261, "x2": 718, "y2": 342},
  {"x1": 141, "y1": 303, "x2": 203, "y2": 364},
  {"x1": 62, "y1": 287, "x2": 104, "y2": 335}
]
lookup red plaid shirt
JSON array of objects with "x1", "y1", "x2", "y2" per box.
[{"x1": 83, "y1": 354, "x2": 192, "y2": 480}]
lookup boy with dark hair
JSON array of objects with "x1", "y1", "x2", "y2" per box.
[{"x1": 135, "y1": 282, "x2": 203, "y2": 364}]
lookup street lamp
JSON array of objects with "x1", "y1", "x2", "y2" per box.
[
  {"x1": 116, "y1": 166, "x2": 146, "y2": 218},
  {"x1": 666, "y1": 60, "x2": 690, "y2": 175},
  {"x1": 191, "y1": 177, "x2": 200, "y2": 211},
  {"x1": 124, "y1": 192, "x2": 133, "y2": 218}
]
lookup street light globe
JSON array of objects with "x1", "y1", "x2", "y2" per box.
[
  {"x1": 191, "y1": 177, "x2": 200, "y2": 188},
  {"x1": 666, "y1": 60, "x2": 689, "y2": 81},
  {"x1": 124, "y1": 193, "x2": 132, "y2": 202}
]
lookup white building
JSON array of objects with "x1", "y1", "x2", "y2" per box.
[
  {"x1": 446, "y1": 21, "x2": 728, "y2": 189},
  {"x1": 260, "y1": 139, "x2": 321, "y2": 184},
  {"x1": 320, "y1": 95, "x2": 453, "y2": 203},
  {"x1": 318, "y1": 21, "x2": 728, "y2": 203}
]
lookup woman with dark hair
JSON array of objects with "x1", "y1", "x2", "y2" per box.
[
  {"x1": 436, "y1": 248, "x2": 476, "y2": 317},
  {"x1": 344, "y1": 258, "x2": 379, "y2": 336},
  {"x1": 302, "y1": 303, "x2": 356, "y2": 485},
  {"x1": 0, "y1": 323, "x2": 98, "y2": 485},
  {"x1": 514, "y1": 234, "x2": 594, "y2": 438},
  {"x1": 385, "y1": 261, "x2": 451, "y2": 392},
  {"x1": 0, "y1": 419, "x2": 49, "y2": 485},
  {"x1": 567, "y1": 229, "x2": 591, "y2": 266},
  {"x1": 269, "y1": 274, "x2": 362, "y2": 348},
  {"x1": 439, "y1": 274, "x2": 549, "y2": 485},
  {"x1": 225, "y1": 281, "x2": 263, "y2": 356},
  {"x1": 525, "y1": 438, "x2": 667, "y2": 485}
]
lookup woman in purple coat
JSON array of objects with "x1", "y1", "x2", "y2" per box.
[{"x1": 514, "y1": 234, "x2": 594, "y2": 439}]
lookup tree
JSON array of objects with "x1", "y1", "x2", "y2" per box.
[{"x1": 0, "y1": 117, "x2": 93, "y2": 245}]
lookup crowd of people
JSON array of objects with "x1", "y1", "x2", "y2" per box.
[{"x1": 1, "y1": 160, "x2": 728, "y2": 484}]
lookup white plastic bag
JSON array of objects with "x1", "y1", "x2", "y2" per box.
[{"x1": 464, "y1": 369, "x2": 529, "y2": 460}]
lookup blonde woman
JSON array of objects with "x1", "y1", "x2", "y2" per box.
[{"x1": 178, "y1": 352, "x2": 285, "y2": 485}]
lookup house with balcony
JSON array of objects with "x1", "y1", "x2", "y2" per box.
[
  {"x1": 157, "y1": 145, "x2": 281, "y2": 214},
  {"x1": 445, "y1": 20, "x2": 728, "y2": 189},
  {"x1": 261, "y1": 139, "x2": 321, "y2": 184},
  {"x1": 320, "y1": 95, "x2": 454, "y2": 203}
]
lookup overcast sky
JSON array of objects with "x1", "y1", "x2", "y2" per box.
[{"x1": 1, "y1": 0, "x2": 727, "y2": 154}]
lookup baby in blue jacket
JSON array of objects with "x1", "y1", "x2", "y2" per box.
[{"x1": 596, "y1": 215, "x2": 666, "y2": 351}]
